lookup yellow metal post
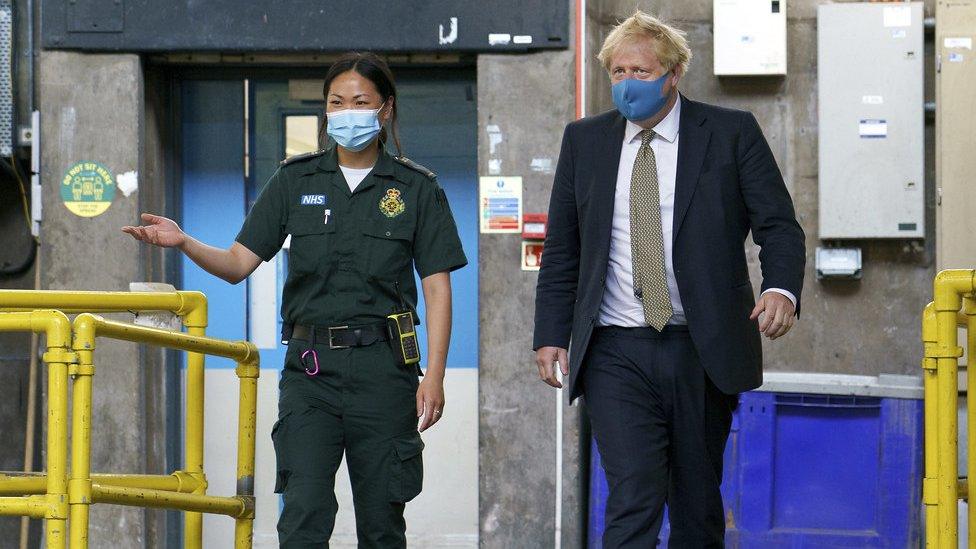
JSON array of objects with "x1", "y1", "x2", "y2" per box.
[
  {"x1": 234, "y1": 359, "x2": 260, "y2": 548},
  {"x1": 40, "y1": 314, "x2": 73, "y2": 549},
  {"x1": 964, "y1": 296, "x2": 976, "y2": 546},
  {"x1": 182, "y1": 295, "x2": 208, "y2": 549},
  {"x1": 69, "y1": 315, "x2": 97, "y2": 549},
  {"x1": 933, "y1": 270, "x2": 976, "y2": 548},
  {"x1": 923, "y1": 303, "x2": 940, "y2": 548}
]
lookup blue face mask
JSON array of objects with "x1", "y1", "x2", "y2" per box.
[
  {"x1": 326, "y1": 107, "x2": 384, "y2": 152},
  {"x1": 611, "y1": 72, "x2": 671, "y2": 122}
]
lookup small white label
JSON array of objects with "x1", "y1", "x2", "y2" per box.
[
  {"x1": 530, "y1": 157, "x2": 553, "y2": 174},
  {"x1": 513, "y1": 35, "x2": 533, "y2": 45},
  {"x1": 945, "y1": 37, "x2": 973, "y2": 50},
  {"x1": 488, "y1": 33, "x2": 512, "y2": 46},
  {"x1": 891, "y1": 29, "x2": 907, "y2": 39},
  {"x1": 861, "y1": 95, "x2": 884, "y2": 105},
  {"x1": 883, "y1": 6, "x2": 912, "y2": 27},
  {"x1": 116, "y1": 170, "x2": 139, "y2": 197},
  {"x1": 488, "y1": 158, "x2": 502, "y2": 175},
  {"x1": 949, "y1": 52, "x2": 965, "y2": 63},
  {"x1": 859, "y1": 119, "x2": 888, "y2": 138}
]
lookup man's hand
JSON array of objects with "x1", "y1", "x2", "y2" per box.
[
  {"x1": 536, "y1": 346, "x2": 569, "y2": 389},
  {"x1": 749, "y1": 292, "x2": 796, "y2": 340}
]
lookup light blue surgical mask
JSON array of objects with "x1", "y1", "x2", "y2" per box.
[
  {"x1": 611, "y1": 72, "x2": 671, "y2": 122},
  {"x1": 326, "y1": 107, "x2": 383, "y2": 152}
]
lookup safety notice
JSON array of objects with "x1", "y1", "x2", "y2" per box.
[
  {"x1": 61, "y1": 161, "x2": 115, "y2": 217},
  {"x1": 479, "y1": 176, "x2": 522, "y2": 233}
]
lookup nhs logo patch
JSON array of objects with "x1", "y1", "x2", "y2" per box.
[{"x1": 300, "y1": 194, "x2": 326, "y2": 206}]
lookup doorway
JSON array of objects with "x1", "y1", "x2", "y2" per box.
[{"x1": 177, "y1": 66, "x2": 479, "y2": 546}]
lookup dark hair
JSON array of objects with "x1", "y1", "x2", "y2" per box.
[{"x1": 319, "y1": 52, "x2": 402, "y2": 156}]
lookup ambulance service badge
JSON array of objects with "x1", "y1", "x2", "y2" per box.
[{"x1": 379, "y1": 188, "x2": 406, "y2": 218}]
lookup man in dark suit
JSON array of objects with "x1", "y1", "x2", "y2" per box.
[{"x1": 533, "y1": 11, "x2": 805, "y2": 548}]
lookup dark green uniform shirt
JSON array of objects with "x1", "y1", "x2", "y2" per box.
[{"x1": 236, "y1": 146, "x2": 467, "y2": 327}]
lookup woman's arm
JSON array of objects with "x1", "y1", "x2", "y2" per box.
[
  {"x1": 416, "y1": 270, "x2": 452, "y2": 432},
  {"x1": 122, "y1": 213, "x2": 262, "y2": 284}
]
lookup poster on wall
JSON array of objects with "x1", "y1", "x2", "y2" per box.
[
  {"x1": 521, "y1": 241, "x2": 543, "y2": 271},
  {"x1": 479, "y1": 176, "x2": 522, "y2": 233},
  {"x1": 61, "y1": 161, "x2": 115, "y2": 217}
]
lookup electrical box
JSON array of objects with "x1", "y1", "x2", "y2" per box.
[
  {"x1": 817, "y1": 2, "x2": 924, "y2": 239},
  {"x1": 713, "y1": 0, "x2": 787, "y2": 76}
]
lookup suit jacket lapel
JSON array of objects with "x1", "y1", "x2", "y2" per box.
[
  {"x1": 595, "y1": 112, "x2": 627, "y2": 248},
  {"x1": 673, "y1": 95, "x2": 711, "y2": 241}
]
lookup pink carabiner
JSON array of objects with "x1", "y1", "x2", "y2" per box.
[{"x1": 301, "y1": 349, "x2": 320, "y2": 376}]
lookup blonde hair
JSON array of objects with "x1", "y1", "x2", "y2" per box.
[{"x1": 597, "y1": 10, "x2": 692, "y2": 75}]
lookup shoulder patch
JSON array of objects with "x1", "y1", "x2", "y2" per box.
[
  {"x1": 393, "y1": 156, "x2": 437, "y2": 180},
  {"x1": 280, "y1": 149, "x2": 327, "y2": 167}
]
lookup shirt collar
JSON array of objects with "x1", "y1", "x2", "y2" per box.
[
  {"x1": 313, "y1": 145, "x2": 397, "y2": 178},
  {"x1": 623, "y1": 97, "x2": 681, "y2": 145}
]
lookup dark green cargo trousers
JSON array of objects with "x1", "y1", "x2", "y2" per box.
[{"x1": 272, "y1": 338, "x2": 424, "y2": 548}]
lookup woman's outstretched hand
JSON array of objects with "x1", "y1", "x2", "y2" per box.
[{"x1": 122, "y1": 213, "x2": 187, "y2": 249}]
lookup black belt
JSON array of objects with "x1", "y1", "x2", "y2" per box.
[{"x1": 288, "y1": 322, "x2": 389, "y2": 349}]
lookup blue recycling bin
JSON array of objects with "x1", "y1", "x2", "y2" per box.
[{"x1": 588, "y1": 381, "x2": 923, "y2": 548}]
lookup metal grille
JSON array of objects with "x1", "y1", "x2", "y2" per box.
[{"x1": 0, "y1": 0, "x2": 12, "y2": 156}]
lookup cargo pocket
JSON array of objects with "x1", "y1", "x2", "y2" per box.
[
  {"x1": 271, "y1": 411, "x2": 293, "y2": 493},
  {"x1": 388, "y1": 431, "x2": 424, "y2": 503}
]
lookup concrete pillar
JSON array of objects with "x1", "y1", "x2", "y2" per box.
[
  {"x1": 476, "y1": 43, "x2": 582, "y2": 546},
  {"x1": 38, "y1": 51, "x2": 147, "y2": 546}
]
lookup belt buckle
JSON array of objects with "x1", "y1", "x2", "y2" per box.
[{"x1": 328, "y1": 326, "x2": 350, "y2": 349}]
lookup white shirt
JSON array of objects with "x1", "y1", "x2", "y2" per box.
[
  {"x1": 597, "y1": 99, "x2": 796, "y2": 327},
  {"x1": 339, "y1": 165, "x2": 374, "y2": 193}
]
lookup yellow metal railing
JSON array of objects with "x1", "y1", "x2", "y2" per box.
[
  {"x1": 923, "y1": 269, "x2": 976, "y2": 548},
  {"x1": 0, "y1": 290, "x2": 259, "y2": 548},
  {"x1": 0, "y1": 310, "x2": 73, "y2": 546}
]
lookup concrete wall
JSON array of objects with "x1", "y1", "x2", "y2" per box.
[
  {"x1": 38, "y1": 51, "x2": 149, "y2": 546},
  {"x1": 476, "y1": 40, "x2": 586, "y2": 549}
]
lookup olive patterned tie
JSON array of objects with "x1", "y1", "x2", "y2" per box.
[{"x1": 630, "y1": 129, "x2": 673, "y2": 330}]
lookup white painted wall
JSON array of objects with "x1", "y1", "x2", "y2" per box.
[{"x1": 196, "y1": 366, "x2": 478, "y2": 548}]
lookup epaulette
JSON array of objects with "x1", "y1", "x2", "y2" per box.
[
  {"x1": 280, "y1": 149, "x2": 327, "y2": 167},
  {"x1": 393, "y1": 156, "x2": 437, "y2": 180}
]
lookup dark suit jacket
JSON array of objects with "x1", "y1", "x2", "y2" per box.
[{"x1": 533, "y1": 95, "x2": 805, "y2": 401}]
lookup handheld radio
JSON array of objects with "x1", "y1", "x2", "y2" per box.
[{"x1": 387, "y1": 282, "x2": 421, "y2": 367}]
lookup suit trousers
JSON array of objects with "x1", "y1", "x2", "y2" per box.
[{"x1": 582, "y1": 326, "x2": 737, "y2": 548}]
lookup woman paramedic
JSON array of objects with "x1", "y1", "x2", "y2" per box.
[{"x1": 122, "y1": 52, "x2": 467, "y2": 548}]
